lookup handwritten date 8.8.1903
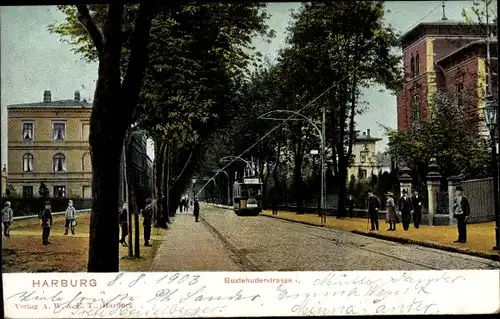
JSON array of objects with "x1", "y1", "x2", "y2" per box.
[{"x1": 6, "y1": 272, "x2": 263, "y2": 317}]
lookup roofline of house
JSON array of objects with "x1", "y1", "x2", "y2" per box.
[
  {"x1": 399, "y1": 21, "x2": 493, "y2": 44},
  {"x1": 355, "y1": 137, "x2": 383, "y2": 142},
  {"x1": 435, "y1": 38, "x2": 497, "y2": 64}
]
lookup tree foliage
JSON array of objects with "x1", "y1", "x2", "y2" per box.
[{"x1": 386, "y1": 89, "x2": 491, "y2": 182}]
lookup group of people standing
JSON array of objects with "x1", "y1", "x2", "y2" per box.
[
  {"x1": 2, "y1": 199, "x2": 77, "y2": 245},
  {"x1": 118, "y1": 198, "x2": 154, "y2": 247},
  {"x1": 352, "y1": 189, "x2": 424, "y2": 232},
  {"x1": 359, "y1": 186, "x2": 470, "y2": 243}
]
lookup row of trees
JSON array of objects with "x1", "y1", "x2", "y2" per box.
[
  {"x1": 50, "y1": 1, "x2": 493, "y2": 271},
  {"x1": 50, "y1": 3, "x2": 275, "y2": 271}
]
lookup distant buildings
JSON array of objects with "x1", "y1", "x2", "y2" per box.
[
  {"x1": 7, "y1": 91, "x2": 92, "y2": 197},
  {"x1": 7, "y1": 90, "x2": 154, "y2": 200},
  {"x1": 347, "y1": 129, "x2": 382, "y2": 183},
  {"x1": 397, "y1": 12, "x2": 497, "y2": 135}
]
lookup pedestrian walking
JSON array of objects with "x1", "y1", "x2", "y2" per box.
[
  {"x1": 411, "y1": 189, "x2": 423, "y2": 229},
  {"x1": 64, "y1": 200, "x2": 77, "y2": 235},
  {"x1": 119, "y1": 203, "x2": 128, "y2": 247},
  {"x1": 366, "y1": 190, "x2": 381, "y2": 231},
  {"x1": 40, "y1": 201, "x2": 53, "y2": 245},
  {"x1": 141, "y1": 198, "x2": 153, "y2": 246},
  {"x1": 398, "y1": 189, "x2": 413, "y2": 231},
  {"x1": 2, "y1": 201, "x2": 14, "y2": 238},
  {"x1": 193, "y1": 198, "x2": 200, "y2": 222},
  {"x1": 348, "y1": 195, "x2": 355, "y2": 218},
  {"x1": 385, "y1": 192, "x2": 397, "y2": 231},
  {"x1": 452, "y1": 186, "x2": 470, "y2": 243},
  {"x1": 271, "y1": 194, "x2": 278, "y2": 215}
]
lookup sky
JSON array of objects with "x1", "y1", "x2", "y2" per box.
[{"x1": 0, "y1": 1, "x2": 482, "y2": 171}]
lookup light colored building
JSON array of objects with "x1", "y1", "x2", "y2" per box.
[
  {"x1": 347, "y1": 129, "x2": 382, "y2": 182},
  {"x1": 7, "y1": 90, "x2": 92, "y2": 198}
]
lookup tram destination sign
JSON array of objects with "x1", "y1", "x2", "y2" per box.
[{"x1": 243, "y1": 178, "x2": 260, "y2": 184}]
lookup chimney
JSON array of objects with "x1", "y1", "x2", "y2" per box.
[
  {"x1": 43, "y1": 90, "x2": 51, "y2": 103},
  {"x1": 367, "y1": 129, "x2": 371, "y2": 137},
  {"x1": 74, "y1": 91, "x2": 80, "y2": 102}
]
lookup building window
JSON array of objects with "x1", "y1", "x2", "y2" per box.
[
  {"x1": 410, "y1": 56, "x2": 415, "y2": 78},
  {"x1": 53, "y1": 153, "x2": 67, "y2": 172},
  {"x1": 22, "y1": 122, "x2": 34, "y2": 141},
  {"x1": 22, "y1": 186, "x2": 33, "y2": 198},
  {"x1": 52, "y1": 122, "x2": 66, "y2": 141},
  {"x1": 358, "y1": 169, "x2": 367, "y2": 180},
  {"x1": 82, "y1": 123, "x2": 90, "y2": 141},
  {"x1": 53, "y1": 186, "x2": 66, "y2": 198},
  {"x1": 456, "y1": 83, "x2": 464, "y2": 107},
  {"x1": 22, "y1": 153, "x2": 34, "y2": 172},
  {"x1": 412, "y1": 94, "x2": 420, "y2": 123},
  {"x1": 415, "y1": 53, "x2": 420, "y2": 76}
]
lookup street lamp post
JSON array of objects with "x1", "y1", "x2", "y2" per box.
[
  {"x1": 258, "y1": 108, "x2": 327, "y2": 221},
  {"x1": 483, "y1": 96, "x2": 500, "y2": 251},
  {"x1": 192, "y1": 178, "x2": 196, "y2": 204}
]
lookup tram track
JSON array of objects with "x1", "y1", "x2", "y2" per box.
[{"x1": 203, "y1": 206, "x2": 499, "y2": 271}]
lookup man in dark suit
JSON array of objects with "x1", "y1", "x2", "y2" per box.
[
  {"x1": 348, "y1": 195, "x2": 355, "y2": 218},
  {"x1": 411, "y1": 189, "x2": 423, "y2": 229},
  {"x1": 452, "y1": 186, "x2": 470, "y2": 243},
  {"x1": 40, "y1": 201, "x2": 53, "y2": 245},
  {"x1": 398, "y1": 189, "x2": 413, "y2": 231},
  {"x1": 193, "y1": 198, "x2": 200, "y2": 222},
  {"x1": 366, "y1": 190, "x2": 380, "y2": 231}
]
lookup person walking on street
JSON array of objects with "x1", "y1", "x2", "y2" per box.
[
  {"x1": 366, "y1": 191, "x2": 380, "y2": 231},
  {"x1": 399, "y1": 189, "x2": 413, "y2": 231},
  {"x1": 64, "y1": 200, "x2": 77, "y2": 235},
  {"x1": 41, "y1": 201, "x2": 53, "y2": 245},
  {"x1": 385, "y1": 192, "x2": 397, "y2": 231},
  {"x1": 119, "y1": 203, "x2": 128, "y2": 247},
  {"x1": 141, "y1": 198, "x2": 153, "y2": 246},
  {"x1": 271, "y1": 194, "x2": 278, "y2": 215},
  {"x1": 411, "y1": 189, "x2": 423, "y2": 229},
  {"x1": 348, "y1": 195, "x2": 355, "y2": 218},
  {"x1": 193, "y1": 198, "x2": 200, "y2": 222},
  {"x1": 2, "y1": 201, "x2": 14, "y2": 238},
  {"x1": 452, "y1": 186, "x2": 470, "y2": 243}
]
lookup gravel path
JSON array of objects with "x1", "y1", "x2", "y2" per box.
[
  {"x1": 199, "y1": 205, "x2": 500, "y2": 271},
  {"x1": 150, "y1": 212, "x2": 242, "y2": 271}
]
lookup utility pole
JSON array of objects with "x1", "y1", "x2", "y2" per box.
[{"x1": 321, "y1": 107, "x2": 326, "y2": 223}]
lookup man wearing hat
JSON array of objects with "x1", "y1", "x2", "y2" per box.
[
  {"x1": 385, "y1": 191, "x2": 397, "y2": 231},
  {"x1": 41, "y1": 201, "x2": 53, "y2": 245},
  {"x1": 398, "y1": 189, "x2": 413, "y2": 231},
  {"x1": 193, "y1": 197, "x2": 200, "y2": 222},
  {"x1": 64, "y1": 200, "x2": 77, "y2": 235},
  {"x1": 411, "y1": 189, "x2": 423, "y2": 229},
  {"x1": 141, "y1": 198, "x2": 153, "y2": 247},
  {"x1": 452, "y1": 186, "x2": 470, "y2": 243},
  {"x1": 2, "y1": 201, "x2": 14, "y2": 238},
  {"x1": 366, "y1": 190, "x2": 381, "y2": 231}
]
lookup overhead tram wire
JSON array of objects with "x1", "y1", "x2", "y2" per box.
[{"x1": 196, "y1": 3, "x2": 442, "y2": 197}]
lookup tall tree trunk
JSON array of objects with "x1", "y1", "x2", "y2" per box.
[
  {"x1": 125, "y1": 132, "x2": 141, "y2": 258},
  {"x1": 80, "y1": 4, "x2": 153, "y2": 272}
]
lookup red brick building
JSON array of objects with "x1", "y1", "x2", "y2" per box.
[{"x1": 397, "y1": 18, "x2": 497, "y2": 133}]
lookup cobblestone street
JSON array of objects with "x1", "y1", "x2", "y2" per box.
[{"x1": 151, "y1": 205, "x2": 500, "y2": 271}]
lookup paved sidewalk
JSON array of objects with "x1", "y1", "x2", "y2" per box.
[
  {"x1": 261, "y1": 210, "x2": 500, "y2": 261},
  {"x1": 150, "y1": 213, "x2": 242, "y2": 271}
]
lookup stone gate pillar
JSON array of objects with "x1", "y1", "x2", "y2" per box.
[
  {"x1": 399, "y1": 166, "x2": 412, "y2": 195},
  {"x1": 447, "y1": 175, "x2": 463, "y2": 226},
  {"x1": 426, "y1": 159, "x2": 442, "y2": 226}
]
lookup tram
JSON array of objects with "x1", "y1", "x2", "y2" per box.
[{"x1": 232, "y1": 177, "x2": 263, "y2": 216}]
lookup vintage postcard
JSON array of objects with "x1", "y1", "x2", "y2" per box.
[{"x1": 1, "y1": 2, "x2": 500, "y2": 318}]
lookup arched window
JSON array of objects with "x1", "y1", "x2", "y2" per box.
[
  {"x1": 415, "y1": 53, "x2": 420, "y2": 76},
  {"x1": 81, "y1": 152, "x2": 91, "y2": 172},
  {"x1": 410, "y1": 55, "x2": 415, "y2": 78},
  {"x1": 22, "y1": 153, "x2": 34, "y2": 172},
  {"x1": 412, "y1": 94, "x2": 420, "y2": 123},
  {"x1": 53, "y1": 153, "x2": 67, "y2": 172}
]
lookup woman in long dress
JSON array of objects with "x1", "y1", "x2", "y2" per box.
[{"x1": 386, "y1": 192, "x2": 397, "y2": 231}]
